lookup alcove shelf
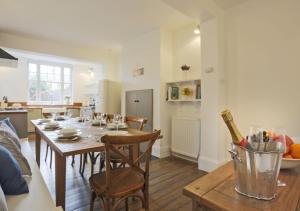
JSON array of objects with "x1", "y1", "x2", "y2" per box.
[{"x1": 166, "y1": 79, "x2": 201, "y2": 102}]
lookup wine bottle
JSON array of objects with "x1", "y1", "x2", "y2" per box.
[{"x1": 221, "y1": 110, "x2": 252, "y2": 150}]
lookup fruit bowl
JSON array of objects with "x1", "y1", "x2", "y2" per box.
[{"x1": 281, "y1": 158, "x2": 300, "y2": 169}]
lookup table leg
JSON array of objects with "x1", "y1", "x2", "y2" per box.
[
  {"x1": 55, "y1": 151, "x2": 66, "y2": 210},
  {"x1": 35, "y1": 128, "x2": 41, "y2": 167}
]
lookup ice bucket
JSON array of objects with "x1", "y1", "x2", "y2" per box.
[{"x1": 228, "y1": 143, "x2": 283, "y2": 200}]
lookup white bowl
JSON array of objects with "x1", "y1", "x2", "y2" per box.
[
  {"x1": 91, "y1": 120, "x2": 100, "y2": 125},
  {"x1": 45, "y1": 121, "x2": 59, "y2": 128},
  {"x1": 39, "y1": 119, "x2": 51, "y2": 123},
  {"x1": 281, "y1": 158, "x2": 300, "y2": 169},
  {"x1": 59, "y1": 128, "x2": 78, "y2": 136}
]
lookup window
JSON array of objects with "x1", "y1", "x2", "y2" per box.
[{"x1": 28, "y1": 61, "x2": 72, "y2": 104}]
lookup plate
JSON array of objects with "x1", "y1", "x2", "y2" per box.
[
  {"x1": 38, "y1": 119, "x2": 51, "y2": 124},
  {"x1": 43, "y1": 126, "x2": 61, "y2": 131},
  {"x1": 58, "y1": 131, "x2": 81, "y2": 138},
  {"x1": 57, "y1": 132, "x2": 81, "y2": 138},
  {"x1": 56, "y1": 136, "x2": 80, "y2": 142},
  {"x1": 281, "y1": 158, "x2": 300, "y2": 169},
  {"x1": 102, "y1": 131, "x2": 129, "y2": 136}
]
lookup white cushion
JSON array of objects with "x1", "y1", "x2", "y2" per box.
[
  {"x1": 5, "y1": 140, "x2": 62, "y2": 211},
  {"x1": 0, "y1": 185, "x2": 8, "y2": 211}
]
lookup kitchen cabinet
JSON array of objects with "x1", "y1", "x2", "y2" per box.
[
  {"x1": 27, "y1": 108, "x2": 42, "y2": 132},
  {"x1": 0, "y1": 110, "x2": 28, "y2": 138}
]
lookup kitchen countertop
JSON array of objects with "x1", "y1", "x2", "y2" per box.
[{"x1": 0, "y1": 109, "x2": 28, "y2": 114}]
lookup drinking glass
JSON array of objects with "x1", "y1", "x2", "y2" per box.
[
  {"x1": 113, "y1": 114, "x2": 122, "y2": 131},
  {"x1": 66, "y1": 110, "x2": 73, "y2": 119}
]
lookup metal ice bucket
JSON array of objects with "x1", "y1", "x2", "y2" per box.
[{"x1": 228, "y1": 143, "x2": 283, "y2": 200}]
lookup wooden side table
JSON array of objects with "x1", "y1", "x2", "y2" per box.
[{"x1": 183, "y1": 161, "x2": 300, "y2": 211}]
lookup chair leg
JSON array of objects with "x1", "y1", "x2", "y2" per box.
[
  {"x1": 50, "y1": 148, "x2": 53, "y2": 169},
  {"x1": 105, "y1": 197, "x2": 111, "y2": 211},
  {"x1": 45, "y1": 144, "x2": 49, "y2": 161},
  {"x1": 71, "y1": 155, "x2": 75, "y2": 166},
  {"x1": 80, "y1": 153, "x2": 87, "y2": 176},
  {"x1": 125, "y1": 198, "x2": 129, "y2": 211},
  {"x1": 143, "y1": 186, "x2": 149, "y2": 210},
  {"x1": 90, "y1": 152, "x2": 95, "y2": 175},
  {"x1": 79, "y1": 154, "x2": 83, "y2": 172},
  {"x1": 99, "y1": 155, "x2": 105, "y2": 173},
  {"x1": 90, "y1": 191, "x2": 96, "y2": 211}
]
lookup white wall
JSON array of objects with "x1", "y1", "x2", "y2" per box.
[
  {"x1": 169, "y1": 24, "x2": 201, "y2": 118},
  {"x1": 0, "y1": 32, "x2": 120, "y2": 81},
  {"x1": 121, "y1": 29, "x2": 161, "y2": 129},
  {"x1": 0, "y1": 53, "x2": 104, "y2": 104},
  {"x1": 121, "y1": 26, "x2": 202, "y2": 158},
  {"x1": 172, "y1": 24, "x2": 201, "y2": 81},
  {"x1": 0, "y1": 58, "x2": 28, "y2": 101},
  {"x1": 121, "y1": 29, "x2": 174, "y2": 157},
  {"x1": 226, "y1": 0, "x2": 300, "y2": 139}
]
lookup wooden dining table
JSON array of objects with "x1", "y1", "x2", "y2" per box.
[
  {"x1": 32, "y1": 118, "x2": 145, "y2": 210},
  {"x1": 183, "y1": 161, "x2": 300, "y2": 211}
]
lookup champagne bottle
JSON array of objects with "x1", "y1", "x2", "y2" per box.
[{"x1": 221, "y1": 110, "x2": 252, "y2": 150}]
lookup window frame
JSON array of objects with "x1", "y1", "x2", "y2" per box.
[{"x1": 27, "y1": 60, "x2": 73, "y2": 105}]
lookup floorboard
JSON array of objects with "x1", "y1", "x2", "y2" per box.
[{"x1": 28, "y1": 138, "x2": 206, "y2": 211}]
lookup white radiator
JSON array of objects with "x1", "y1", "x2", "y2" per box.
[{"x1": 171, "y1": 116, "x2": 200, "y2": 158}]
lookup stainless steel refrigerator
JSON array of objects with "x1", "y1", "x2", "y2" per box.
[{"x1": 125, "y1": 89, "x2": 153, "y2": 152}]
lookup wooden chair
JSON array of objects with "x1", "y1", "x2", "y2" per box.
[
  {"x1": 89, "y1": 130, "x2": 161, "y2": 211},
  {"x1": 108, "y1": 116, "x2": 148, "y2": 169},
  {"x1": 79, "y1": 113, "x2": 115, "y2": 176},
  {"x1": 42, "y1": 112, "x2": 65, "y2": 168},
  {"x1": 125, "y1": 116, "x2": 147, "y2": 131}
]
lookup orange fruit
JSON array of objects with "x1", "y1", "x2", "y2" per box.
[
  {"x1": 290, "y1": 144, "x2": 300, "y2": 159},
  {"x1": 283, "y1": 153, "x2": 293, "y2": 159}
]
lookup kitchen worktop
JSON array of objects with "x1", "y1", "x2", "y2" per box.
[{"x1": 0, "y1": 109, "x2": 28, "y2": 114}]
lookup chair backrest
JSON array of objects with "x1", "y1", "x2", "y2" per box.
[
  {"x1": 94, "y1": 113, "x2": 115, "y2": 123},
  {"x1": 101, "y1": 130, "x2": 161, "y2": 188},
  {"x1": 42, "y1": 107, "x2": 66, "y2": 118},
  {"x1": 125, "y1": 116, "x2": 147, "y2": 131}
]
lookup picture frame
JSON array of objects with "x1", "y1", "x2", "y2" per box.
[
  {"x1": 171, "y1": 86, "x2": 179, "y2": 100},
  {"x1": 196, "y1": 84, "x2": 201, "y2": 99}
]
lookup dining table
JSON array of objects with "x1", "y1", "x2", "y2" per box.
[{"x1": 32, "y1": 118, "x2": 145, "y2": 210}]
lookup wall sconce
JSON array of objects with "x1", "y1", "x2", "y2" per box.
[
  {"x1": 88, "y1": 67, "x2": 94, "y2": 77},
  {"x1": 181, "y1": 64, "x2": 190, "y2": 71},
  {"x1": 194, "y1": 25, "x2": 200, "y2": 35}
]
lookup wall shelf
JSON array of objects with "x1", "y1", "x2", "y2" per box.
[
  {"x1": 166, "y1": 79, "x2": 201, "y2": 102},
  {"x1": 167, "y1": 99, "x2": 201, "y2": 102}
]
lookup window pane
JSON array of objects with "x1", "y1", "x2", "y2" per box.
[
  {"x1": 40, "y1": 82, "x2": 62, "y2": 102},
  {"x1": 64, "y1": 84, "x2": 72, "y2": 97},
  {"x1": 64, "y1": 67, "x2": 71, "y2": 83},
  {"x1": 28, "y1": 62, "x2": 72, "y2": 103},
  {"x1": 29, "y1": 63, "x2": 37, "y2": 71},
  {"x1": 28, "y1": 63, "x2": 37, "y2": 80},
  {"x1": 28, "y1": 81, "x2": 37, "y2": 101}
]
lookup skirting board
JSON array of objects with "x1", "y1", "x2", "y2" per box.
[
  {"x1": 171, "y1": 152, "x2": 198, "y2": 163},
  {"x1": 152, "y1": 145, "x2": 170, "y2": 158},
  {"x1": 198, "y1": 156, "x2": 229, "y2": 172}
]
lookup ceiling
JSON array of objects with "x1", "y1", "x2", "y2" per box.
[
  {"x1": 0, "y1": 0, "x2": 247, "y2": 51},
  {"x1": 214, "y1": 0, "x2": 248, "y2": 9},
  {"x1": 0, "y1": 0, "x2": 192, "y2": 50}
]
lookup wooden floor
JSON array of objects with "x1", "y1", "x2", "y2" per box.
[{"x1": 29, "y1": 139, "x2": 206, "y2": 211}]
